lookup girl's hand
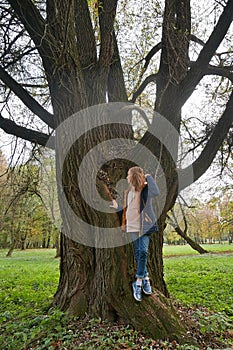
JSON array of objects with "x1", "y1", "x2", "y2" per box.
[{"x1": 110, "y1": 199, "x2": 118, "y2": 209}]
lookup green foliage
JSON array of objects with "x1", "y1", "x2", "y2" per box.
[{"x1": 192, "y1": 309, "x2": 232, "y2": 335}]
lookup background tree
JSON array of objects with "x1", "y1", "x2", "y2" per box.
[
  {"x1": 0, "y1": 0, "x2": 233, "y2": 341},
  {"x1": 0, "y1": 150, "x2": 10, "y2": 248},
  {"x1": 39, "y1": 149, "x2": 62, "y2": 257},
  {"x1": 220, "y1": 192, "x2": 233, "y2": 243},
  {"x1": 166, "y1": 199, "x2": 209, "y2": 254},
  {"x1": 0, "y1": 158, "x2": 59, "y2": 254},
  {"x1": 165, "y1": 191, "x2": 233, "y2": 246}
]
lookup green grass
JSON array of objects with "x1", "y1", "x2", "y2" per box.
[
  {"x1": 0, "y1": 246, "x2": 232, "y2": 349},
  {"x1": 164, "y1": 253, "x2": 233, "y2": 315},
  {"x1": 163, "y1": 243, "x2": 233, "y2": 256},
  {"x1": 164, "y1": 252, "x2": 233, "y2": 342},
  {"x1": 0, "y1": 249, "x2": 59, "y2": 320},
  {"x1": 0, "y1": 249, "x2": 60, "y2": 350}
]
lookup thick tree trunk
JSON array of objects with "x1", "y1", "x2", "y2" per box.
[
  {"x1": 50, "y1": 87, "x2": 189, "y2": 340},
  {"x1": 53, "y1": 233, "x2": 191, "y2": 341},
  {"x1": 48, "y1": 77, "x2": 188, "y2": 339},
  {"x1": 44, "y1": 0, "x2": 193, "y2": 341}
]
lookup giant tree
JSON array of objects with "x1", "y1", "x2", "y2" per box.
[{"x1": 0, "y1": 0, "x2": 232, "y2": 342}]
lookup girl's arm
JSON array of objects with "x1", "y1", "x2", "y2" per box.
[
  {"x1": 145, "y1": 174, "x2": 160, "y2": 197},
  {"x1": 110, "y1": 199, "x2": 124, "y2": 224}
]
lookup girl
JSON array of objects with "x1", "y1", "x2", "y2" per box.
[{"x1": 111, "y1": 166, "x2": 160, "y2": 301}]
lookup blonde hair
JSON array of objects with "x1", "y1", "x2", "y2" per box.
[{"x1": 128, "y1": 166, "x2": 146, "y2": 192}]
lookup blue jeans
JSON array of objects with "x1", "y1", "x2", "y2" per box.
[{"x1": 131, "y1": 232, "x2": 150, "y2": 279}]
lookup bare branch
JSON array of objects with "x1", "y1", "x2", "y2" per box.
[
  {"x1": 0, "y1": 67, "x2": 55, "y2": 128},
  {"x1": 143, "y1": 43, "x2": 162, "y2": 71},
  {"x1": 179, "y1": 90, "x2": 233, "y2": 190},
  {"x1": 0, "y1": 113, "x2": 54, "y2": 149},
  {"x1": 189, "y1": 34, "x2": 205, "y2": 47},
  {"x1": 4, "y1": 47, "x2": 37, "y2": 69},
  {"x1": 130, "y1": 43, "x2": 161, "y2": 100},
  {"x1": 179, "y1": 0, "x2": 233, "y2": 105},
  {"x1": 190, "y1": 34, "x2": 233, "y2": 60},
  {"x1": 131, "y1": 43, "x2": 162, "y2": 73},
  {"x1": 7, "y1": 0, "x2": 54, "y2": 68},
  {"x1": 0, "y1": 28, "x2": 25, "y2": 61},
  {"x1": 7, "y1": 0, "x2": 45, "y2": 42},
  {"x1": 205, "y1": 64, "x2": 233, "y2": 81},
  {"x1": 130, "y1": 74, "x2": 157, "y2": 103}
]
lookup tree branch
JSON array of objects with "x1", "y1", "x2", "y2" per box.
[
  {"x1": 143, "y1": 42, "x2": 162, "y2": 71},
  {"x1": 107, "y1": 32, "x2": 128, "y2": 102},
  {"x1": 130, "y1": 43, "x2": 161, "y2": 101},
  {"x1": 179, "y1": 0, "x2": 233, "y2": 104},
  {"x1": 130, "y1": 74, "x2": 157, "y2": 103},
  {"x1": 74, "y1": 0, "x2": 97, "y2": 68},
  {"x1": 189, "y1": 34, "x2": 205, "y2": 47},
  {"x1": 204, "y1": 64, "x2": 233, "y2": 81},
  {"x1": 3, "y1": 47, "x2": 37, "y2": 69},
  {"x1": 179, "y1": 90, "x2": 233, "y2": 190},
  {"x1": 0, "y1": 67, "x2": 55, "y2": 128},
  {"x1": 167, "y1": 212, "x2": 208, "y2": 254},
  {"x1": 0, "y1": 113, "x2": 54, "y2": 149},
  {"x1": 7, "y1": 0, "x2": 54, "y2": 68},
  {"x1": 7, "y1": 0, "x2": 44, "y2": 41},
  {"x1": 0, "y1": 28, "x2": 25, "y2": 61},
  {"x1": 98, "y1": 0, "x2": 118, "y2": 69}
]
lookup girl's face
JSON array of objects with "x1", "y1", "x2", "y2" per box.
[{"x1": 127, "y1": 170, "x2": 132, "y2": 184}]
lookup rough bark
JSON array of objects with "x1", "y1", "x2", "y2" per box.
[
  {"x1": 53, "y1": 233, "x2": 190, "y2": 342},
  {"x1": 52, "y1": 107, "x2": 187, "y2": 340}
]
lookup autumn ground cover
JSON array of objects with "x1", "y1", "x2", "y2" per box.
[{"x1": 0, "y1": 246, "x2": 232, "y2": 350}]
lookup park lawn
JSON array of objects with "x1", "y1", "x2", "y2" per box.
[
  {"x1": 163, "y1": 243, "x2": 233, "y2": 257},
  {"x1": 0, "y1": 249, "x2": 59, "y2": 319},
  {"x1": 164, "y1": 252, "x2": 233, "y2": 345},
  {"x1": 164, "y1": 253, "x2": 233, "y2": 314},
  {"x1": 0, "y1": 247, "x2": 232, "y2": 350},
  {"x1": 0, "y1": 249, "x2": 60, "y2": 350}
]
